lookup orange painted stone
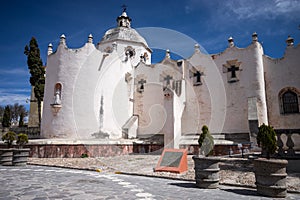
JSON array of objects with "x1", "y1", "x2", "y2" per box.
[{"x1": 155, "y1": 148, "x2": 188, "y2": 173}]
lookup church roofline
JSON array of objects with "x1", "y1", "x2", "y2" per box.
[
  {"x1": 263, "y1": 42, "x2": 300, "y2": 61},
  {"x1": 208, "y1": 39, "x2": 264, "y2": 59},
  {"x1": 47, "y1": 34, "x2": 97, "y2": 57}
]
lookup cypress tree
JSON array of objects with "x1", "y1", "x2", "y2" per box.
[
  {"x1": 24, "y1": 37, "x2": 45, "y2": 126},
  {"x1": 19, "y1": 112, "x2": 24, "y2": 127},
  {"x1": 2, "y1": 105, "x2": 11, "y2": 128}
]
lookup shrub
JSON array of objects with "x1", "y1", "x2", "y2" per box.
[
  {"x1": 81, "y1": 153, "x2": 88, "y2": 158},
  {"x1": 198, "y1": 125, "x2": 214, "y2": 156},
  {"x1": 2, "y1": 131, "x2": 17, "y2": 148},
  {"x1": 257, "y1": 123, "x2": 277, "y2": 159},
  {"x1": 16, "y1": 133, "x2": 28, "y2": 148}
]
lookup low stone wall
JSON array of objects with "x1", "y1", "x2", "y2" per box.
[
  {"x1": 0, "y1": 143, "x2": 164, "y2": 158},
  {"x1": 180, "y1": 143, "x2": 252, "y2": 156},
  {"x1": 25, "y1": 144, "x2": 164, "y2": 158}
]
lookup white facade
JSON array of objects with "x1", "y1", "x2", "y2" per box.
[{"x1": 41, "y1": 11, "x2": 300, "y2": 146}]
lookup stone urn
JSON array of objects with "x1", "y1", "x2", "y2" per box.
[
  {"x1": 192, "y1": 156, "x2": 220, "y2": 189},
  {"x1": 0, "y1": 149, "x2": 14, "y2": 166},
  {"x1": 13, "y1": 148, "x2": 30, "y2": 166},
  {"x1": 253, "y1": 158, "x2": 288, "y2": 198}
]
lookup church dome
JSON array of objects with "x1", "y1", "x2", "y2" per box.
[
  {"x1": 100, "y1": 27, "x2": 149, "y2": 47},
  {"x1": 99, "y1": 10, "x2": 149, "y2": 48}
]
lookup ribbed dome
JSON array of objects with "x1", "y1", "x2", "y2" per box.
[{"x1": 99, "y1": 26, "x2": 149, "y2": 47}]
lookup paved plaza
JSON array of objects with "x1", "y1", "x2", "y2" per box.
[{"x1": 0, "y1": 165, "x2": 299, "y2": 200}]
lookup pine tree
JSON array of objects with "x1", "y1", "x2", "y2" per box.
[
  {"x1": 24, "y1": 37, "x2": 45, "y2": 126},
  {"x1": 2, "y1": 105, "x2": 11, "y2": 128}
]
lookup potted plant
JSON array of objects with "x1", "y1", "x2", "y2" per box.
[
  {"x1": 13, "y1": 133, "x2": 30, "y2": 166},
  {"x1": 198, "y1": 125, "x2": 214, "y2": 156},
  {"x1": 253, "y1": 123, "x2": 288, "y2": 198},
  {"x1": 192, "y1": 125, "x2": 220, "y2": 189},
  {"x1": 0, "y1": 131, "x2": 17, "y2": 166},
  {"x1": 16, "y1": 133, "x2": 29, "y2": 148}
]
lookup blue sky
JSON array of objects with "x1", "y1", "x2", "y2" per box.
[{"x1": 0, "y1": 0, "x2": 299, "y2": 110}]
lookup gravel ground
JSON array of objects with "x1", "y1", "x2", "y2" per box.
[{"x1": 28, "y1": 155, "x2": 300, "y2": 193}]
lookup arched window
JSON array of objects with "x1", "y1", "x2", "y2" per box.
[{"x1": 279, "y1": 89, "x2": 299, "y2": 114}]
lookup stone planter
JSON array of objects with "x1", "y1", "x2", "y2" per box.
[
  {"x1": 192, "y1": 156, "x2": 220, "y2": 189},
  {"x1": 253, "y1": 158, "x2": 288, "y2": 198},
  {"x1": 13, "y1": 148, "x2": 30, "y2": 166},
  {"x1": 0, "y1": 149, "x2": 14, "y2": 166}
]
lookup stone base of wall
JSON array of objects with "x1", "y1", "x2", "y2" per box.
[
  {"x1": 0, "y1": 143, "x2": 164, "y2": 158},
  {"x1": 180, "y1": 143, "x2": 252, "y2": 156},
  {"x1": 28, "y1": 144, "x2": 164, "y2": 158}
]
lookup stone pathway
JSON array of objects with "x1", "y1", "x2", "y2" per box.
[
  {"x1": 28, "y1": 155, "x2": 300, "y2": 193},
  {"x1": 1, "y1": 165, "x2": 299, "y2": 200}
]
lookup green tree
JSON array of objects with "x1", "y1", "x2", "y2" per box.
[
  {"x1": 2, "y1": 131, "x2": 16, "y2": 148},
  {"x1": 0, "y1": 105, "x2": 4, "y2": 123},
  {"x1": 24, "y1": 37, "x2": 45, "y2": 126},
  {"x1": 19, "y1": 112, "x2": 24, "y2": 127},
  {"x1": 257, "y1": 123, "x2": 277, "y2": 159},
  {"x1": 16, "y1": 133, "x2": 28, "y2": 148},
  {"x1": 10, "y1": 103, "x2": 28, "y2": 125},
  {"x1": 2, "y1": 105, "x2": 11, "y2": 128}
]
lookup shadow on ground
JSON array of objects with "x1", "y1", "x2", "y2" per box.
[
  {"x1": 168, "y1": 182, "x2": 198, "y2": 188},
  {"x1": 222, "y1": 188, "x2": 260, "y2": 197}
]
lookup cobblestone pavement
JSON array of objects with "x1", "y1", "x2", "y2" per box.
[
  {"x1": 1, "y1": 165, "x2": 299, "y2": 200},
  {"x1": 28, "y1": 155, "x2": 300, "y2": 192}
]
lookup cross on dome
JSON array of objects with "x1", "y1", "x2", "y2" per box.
[{"x1": 121, "y1": 4, "x2": 127, "y2": 12}]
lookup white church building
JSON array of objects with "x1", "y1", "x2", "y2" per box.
[{"x1": 40, "y1": 10, "x2": 300, "y2": 148}]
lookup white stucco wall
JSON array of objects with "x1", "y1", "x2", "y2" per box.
[
  {"x1": 264, "y1": 44, "x2": 300, "y2": 129},
  {"x1": 134, "y1": 58, "x2": 186, "y2": 143},
  {"x1": 187, "y1": 51, "x2": 226, "y2": 134},
  {"x1": 42, "y1": 41, "x2": 95, "y2": 138},
  {"x1": 41, "y1": 34, "x2": 151, "y2": 139},
  {"x1": 212, "y1": 42, "x2": 268, "y2": 133}
]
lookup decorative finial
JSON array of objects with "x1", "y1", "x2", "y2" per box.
[
  {"x1": 228, "y1": 36, "x2": 234, "y2": 47},
  {"x1": 47, "y1": 43, "x2": 53, "y2": 55},
  {"x1": 286, "y1": 35, "x2": 294, "y2": 47},
  {"x1": 252, "y1": 32, "x2": 258, "y2": 42},
  {"x1": 194, "y1": 43, "x2": 200, "y2": 53},
  {"x1": 165, "y1": 49, "x2": 170, "y2": 58},
  {"x1": 88, "y1": 34, "x2": 93, "y2": 43},
  {"x1": 60, "y1": 34, "x2": 66, "y2": 45}
]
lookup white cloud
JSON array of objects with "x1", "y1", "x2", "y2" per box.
[
  {"x1": 0, "y1": 88, "x2": 31, "y2": 106},
  {"x1": 0, "y1": 93, "x2": 30, "y2": 106},
  {"x1": 185, "y1": 0, "x2": 300, "y2": 21},
  {"x1": 222, "y1": 0, "x2": 300, "y2": 20},
  {"x1": 0, "y1": 68, "x2": 29, "y2": 75},
  {"x1": 0, "y1": 88, "x2": 31, "y2": 93}
]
